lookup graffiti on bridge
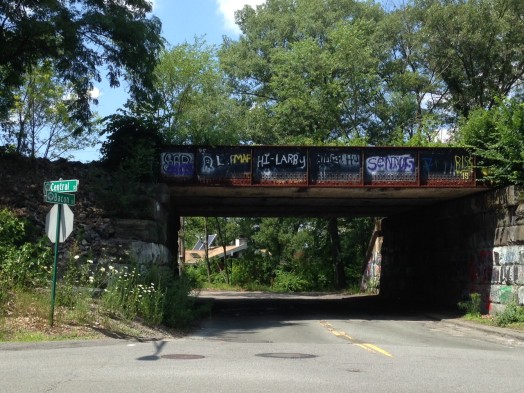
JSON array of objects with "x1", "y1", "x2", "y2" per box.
[
  {"x1": 161, "y1": 146, "x2": 476, "y2": 186},
  {"x1": 365, "y1": 152, "x2": 416, "y2": 183},
  {"x1": 198, "y1": 148, "x2": 252, "y2": 184},
  {"x1": 420, "y1": 151, "x2": 474, "y2": 184},
  {"x1": 253, "y1": 148, "x2": 308, "y2": 184},
  {"x1": 310, "y1": 148, "x2": 361, "y2": 184},
  {"x1": 161, "y1": 152, "x2": 194, "y2": 179}
]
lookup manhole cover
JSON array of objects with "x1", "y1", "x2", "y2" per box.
[
  {"x1": 255, "y1": 353, "x2": 317, "y2": 359},
  {"x1": 161, "y1": 354, "x2": 205, "y2": 360}
]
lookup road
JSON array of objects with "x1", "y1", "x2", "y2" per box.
[{"x1": 1, "y1": 292, "x2": 523, "y2": 393}]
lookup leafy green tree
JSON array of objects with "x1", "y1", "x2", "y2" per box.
[
  {"x1": 411, "y1": 0, "x2": 524, "y2": 118},
  {"x1": 150, "y1": 40, "x2": 246, "y2": 145},
  {"x1": 220, "y1": 0, "x2": 387, "y2": 144},
  {"x1": 458, "y1": 98, "x2": 524, "y2": 185},
  {"x1": 0, "y1": 61, "x2": 98, "y2": 159},
  {"x1": 374, "y1": 5, "x2": 450, "y2": 144},
  {"x1": 0, "y1": 0, "x2": 163, "y2": 130}
]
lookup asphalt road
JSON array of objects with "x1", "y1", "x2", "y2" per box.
[{"x1": 1, "y1": 292, "x2": 523, "y2": 393}]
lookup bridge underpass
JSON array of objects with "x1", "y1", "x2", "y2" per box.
[{"x1": 156, "y1": 146, "x2": 524, "y2": 312}]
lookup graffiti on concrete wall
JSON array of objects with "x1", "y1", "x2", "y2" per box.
[
  {"x1": 494, "y1": 245, "x2": 524, "y2": 265},
  {"x1": 469, "y1": 250, "x2": 493, "y2": 285}
]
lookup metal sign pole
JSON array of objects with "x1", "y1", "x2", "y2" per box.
[{"x1": 49, "y1": 203, "x2": 62, "y2": 327}]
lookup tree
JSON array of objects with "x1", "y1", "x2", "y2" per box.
[
  {"x1": 411, "y1": 0, "x2": 524, "y2": 118},
  {"x1": 458, "y1": 98, "x2": 524, "y2": 185},
  {"x1": 0, "y1": 0, "x2": 163, "y2": 130},
  {"x1": 374, "y1": 5, "x2": 451, "y2": 144},
  {"x1": 0, "y1": 61, "x2": 98, "y2": 159},
  {"x1": 100, "y1": 111, "x2": 163, "y2": 181},
  {"x1": 219, "y1": 0, "x2": 388, "y2": 144},
  {"x1": 150, "y1": 39, "x2": 246, "y2": 145}
]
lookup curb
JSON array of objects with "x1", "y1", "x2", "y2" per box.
[{"x1": 427, "y1": 314, "x2": 524, "y2": 342}]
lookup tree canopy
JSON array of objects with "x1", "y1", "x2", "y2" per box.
[{"x1": 0, "y1": 0, "x2": 163, "y2": 131}]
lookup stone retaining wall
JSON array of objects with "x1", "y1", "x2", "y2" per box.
[{"x1": 375, "y1": 185, "x2": 524, "y2": 313}]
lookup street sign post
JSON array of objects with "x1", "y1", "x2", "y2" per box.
[{"x1": 44, "y1": 178, "x2": 78, "y2": 326}]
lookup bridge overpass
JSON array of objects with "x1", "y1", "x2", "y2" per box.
[
  {"x1": 156, "y1": 145, "x2": 522, "y2": 312},
  {"x1": 160, "y1": 145, "x2": 487, "y2": 217}
]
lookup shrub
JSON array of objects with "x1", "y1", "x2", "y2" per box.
[
  {"x1": 494, "y1": 303, "x2": 524, "y2": 327},
  {"x1": 163, "y1": 275, "x2": 200, "y2": 329},
  {"x1": 0, "y1": 210, "x2": 52, "y2": 288},
  {"x1": 272, "y1": 269, "x2": 309, "y2": 292},
  {"x1": 458, "y1": 293, "x2": 482, "y2": 316}
]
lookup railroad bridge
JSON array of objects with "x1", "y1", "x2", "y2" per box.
[
  {"x1": 154, "y1": 145, "x2": 522, "y2": 312},
  {"x1": 160, "y1": 145, "x2": 484, "y2": 217}
]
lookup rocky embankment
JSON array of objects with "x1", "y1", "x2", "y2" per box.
[{"x1": 0, "y1": 154, "x2": 172, "y2": 269}]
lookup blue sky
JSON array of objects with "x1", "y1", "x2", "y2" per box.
[
  {"x1": 79, "y1": 0, "x2": 402, "y2": 161},
  {"x1": 92, "y1": 1, "x2": 262, "y2": 120}
]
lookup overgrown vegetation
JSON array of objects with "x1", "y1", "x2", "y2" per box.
[
  {"x1": 458, "y1": 293, "x2": 524, "y2": 330},
  {"x1": 0, "y1": 208, "x2": 204, "y2": 342},
  {"x1": 458, "y1": 293, "x2": 483, "y2": 317}
]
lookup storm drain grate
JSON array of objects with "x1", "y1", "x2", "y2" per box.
[
  {"x1": 161, "y1": 354, "x2": 205, "y2": 360},
  {"x1": 255, "y1": 353, "x2": 317, "y2": 359}
]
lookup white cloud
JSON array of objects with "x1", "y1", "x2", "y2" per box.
[
  {"x1": 90, "y1": 87, "x2": 100, "y2": 100},
  {"x1": 216, "y1": 0, "x2": 265, "y2": 34}
]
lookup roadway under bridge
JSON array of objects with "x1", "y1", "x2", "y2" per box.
[{"x1": 160, "y1": 145, "x2": 487, "y2": 217}]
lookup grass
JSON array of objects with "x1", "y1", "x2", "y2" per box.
[{"x1": 0, "y1": 287, "x2": 181, "y2": 343}]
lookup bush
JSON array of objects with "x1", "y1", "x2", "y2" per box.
[
  {"x1": 163, "y1": 275, "x2": 200, "y2": 329},
  {"x1": 458, "y1": 293, "x2": 482, "y2": 316},
  {"x1": 272, "y1": 269, "x2": 310, "y2": 292},
  {"x1": 494, "y1": 303, "x2": 524, "y2": 327},
  {"x1": 0, "y1": 210, "x2": 52, "y2": 288}
]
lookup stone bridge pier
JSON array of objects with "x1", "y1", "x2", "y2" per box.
[{"x1": 375, "y1": 185, "x2": 524, "y2": 313}]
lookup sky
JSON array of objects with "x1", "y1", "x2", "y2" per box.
[
  {"x1": 78, "y1": 0, "x2": 402, "y2": 162},
  {"x1": 94, "y1": 0, "x2": 267, "y2": 120}
]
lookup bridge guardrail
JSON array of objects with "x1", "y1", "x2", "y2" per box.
[{"x1": 160, "y1": 145, "x2": 477, "y2": 187}]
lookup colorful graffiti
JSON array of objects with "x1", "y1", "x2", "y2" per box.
[
  {"x1": 161, "y1": 152, "x2": 194, "y2": 178},
  {"x1": 161, "y1": 146, "x2": 476, "y2": 186}
]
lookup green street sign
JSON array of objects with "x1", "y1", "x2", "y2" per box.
[
  {"x1": 44, "y1": 191, "x2": 76, "y2": 206},
  {"x1": 44, "y1": 179, "x2": 79, "y2": 193}
]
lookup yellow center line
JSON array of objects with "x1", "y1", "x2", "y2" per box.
[{"x1": 319, "y1": 320, "x2": 393, "y2": 358}]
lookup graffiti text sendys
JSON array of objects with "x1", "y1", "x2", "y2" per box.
[{"x1": 366, "y1": 154, "x2": 415, "y2": 173}]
